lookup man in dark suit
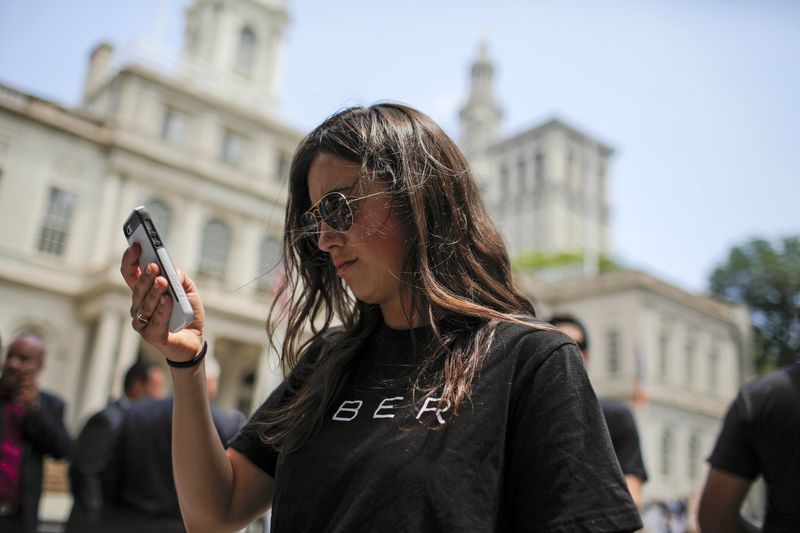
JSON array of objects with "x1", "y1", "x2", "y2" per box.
[
  {"x1": 103, "y1": 354, "x2": 245, "y2": 532},
  {"x1": 66, "y1": 360, "x2": 166, "y2": 531},
  {"x1": 0, "y1": 333, "x2": 71, "y2": 533}
]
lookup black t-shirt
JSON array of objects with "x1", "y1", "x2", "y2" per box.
[
  {"x1": 708, "y1": 363, "x2": 800, "y2": 532},
  {"x1": 230, "y1": 321, "x2": 641, "y2": 532},
  {"x1": 599, "y1": 398, "x2": 648, "y2": 482}
]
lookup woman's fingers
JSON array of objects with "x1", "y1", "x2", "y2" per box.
[
  {"x1": 140, "y1": 272, "x2": 169, "y2": 320},
  {"x1": 175, "y1": 267, "x2": 205, "y2": 325},
  {"x1": 121, "y1": 246, "x2": 206, "y2": 361},
  {"x1": 143, "y1": 294, "x2": 173, "y2": 342},
  {"x1": 120, "y1": 243, "x2": 143, "y2": 289},
  {"x1": 130, "y1": 262, "x2": 159, "y2": 322}
]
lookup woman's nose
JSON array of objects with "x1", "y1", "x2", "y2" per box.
[{"x1": 317, "y1": 222, "x2": 343, "y2": 252}]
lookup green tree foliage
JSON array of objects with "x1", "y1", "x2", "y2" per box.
[
  {"x1": 710, "y1": 236, "x2": 800, "y2": 372},
  {"x1": 512, "y1": 251, "x2": 616, "y2": 272}
]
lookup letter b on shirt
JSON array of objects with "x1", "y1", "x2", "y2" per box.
[{"x1": 332, "y1": 400, "x2": 363, "y2": 422}]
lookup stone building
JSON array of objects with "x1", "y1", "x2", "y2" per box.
[
  {"x1": 459, "y1": 44, "x2": 753, "y2": 510},
  {"x1": 459, "y1": 45, "x2": 611, "y2": 265},
  {"x1": 525, "y1": 270, "x2": 751, "y2": 506},
  {"x1": 0, "y1": 0, "x2": 301, "y2": 432},
  {"x1": 0, "y1": 5, "x2": 756, "y2": 524}
]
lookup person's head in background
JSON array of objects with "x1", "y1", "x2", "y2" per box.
[
  {"x1": 124, "y1": 360, "x2": 166, "y2": 401},
  {"x1": 1, "y1": 332, "x2": 46, "y2": 389},
  {"x1": 550, "y1": 314, "x2": 590, "y2": 364}
]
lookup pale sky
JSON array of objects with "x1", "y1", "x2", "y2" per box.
[{"x1": 1, "y1": 0, "x2": 798, "y2": 293}]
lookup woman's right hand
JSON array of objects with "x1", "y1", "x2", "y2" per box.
[{"x1": 120, "y1": 243, "x2": 206, "y2": 363}]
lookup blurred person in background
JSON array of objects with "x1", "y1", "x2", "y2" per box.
[
  {"x1": 67, "y1": 360, "x2": 166, "y2": 531},
  {"x1": 100, "y1": 354, "x2": 244, "y2": 532},
  {"x1": 698, "y1": 359, "x2": 800, "y2": 532},
  {"x1": 550, "y1": 314, "x2": 648, "y2": 509},
  {"x1": 0, "y1": 333, "x2": 71, "y2": 533}
]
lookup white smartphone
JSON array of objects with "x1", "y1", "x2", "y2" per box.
[{"x1": 123, "y1": 206, "x2": 194, "y2": 332}]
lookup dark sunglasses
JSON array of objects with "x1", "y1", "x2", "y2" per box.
[{"x1": 301, "y1": 191, "x2": 385, "y2": 234}]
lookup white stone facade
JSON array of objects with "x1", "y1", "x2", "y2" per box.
[
  {"x1": 0, "y1": 8, "x2": 756, "y2": 520},
  {"x1": 486, "y1": 120, "x2": 612, "y2": 261},
  {"x1": 527, "y1": 269, "x2": 752, "y2": 505},
  {"x1": 459, "y1": 44, "x2": 754, "y2": 508},
  {"x1": 459, "y1": 47, "x2": 611, "y2": 265},
  {"x1": 0, "y1": 0, "x2": 302, "y2": 432}
]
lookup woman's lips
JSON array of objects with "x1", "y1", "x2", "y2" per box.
[{"x1": 335, "y1": 259, "x2": 357, "y2": 276}]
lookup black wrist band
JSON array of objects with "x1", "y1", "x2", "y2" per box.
[{"x1": 165, "y1": 341, "x2": 208, "y2": 368}]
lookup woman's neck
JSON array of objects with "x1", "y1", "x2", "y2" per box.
[{"x1": 379, "y1": 299, "x2": 428, "y2": 330}]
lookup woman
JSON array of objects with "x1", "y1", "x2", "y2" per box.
[{"x1": 121, "y1": 103, "x2": 641, "y2": 532}]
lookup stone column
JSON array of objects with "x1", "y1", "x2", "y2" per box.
[
  {"x1": 234, "y1": 218, "x2": 262, "y2": 296},
  {"x1": 215, "y1": 339, "x2": 245, "y2": 412},
  {"x1": 177, "y1": 200, "x2": 205, "y2": 275},
  {"x1": 91, "y1": 173, "x2": 123, "y2": 268},
  {"x1": 110, "y1": 319, "x2": 142, "y2": 398},
  {"x1": 252, "y1": 333, "x2": 284, "y2": 413},
  {"x1": 80, "y1": 311, "x2": 121, "y2": 420}
]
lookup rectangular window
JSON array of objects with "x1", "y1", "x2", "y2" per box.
[
  {"x1": 198, "y1": 221, "x2": 230, "y2": 279},
  {"x1": 256, "y1": 236, "x2": 281, "y2": 293},
  {"x1": 160, "y1": 106, "x2": 187, "y2": 145},
  {"x1": 38, "y1": 187, "x2": 77, "y2": 256},
  {"x1": 499, "y1": 164, "x2": 509, "y2": 199},
  {"x1": 661, "y1": 428, "x2": 673, "y2": 477},
  {"x1": 685, "y1": 335, "x2": 695, "y2": 387},
  {"x1": 534, "y1": 152, "x2": 544, "y2": 189},
  {"x1": 517, "y1": 157, "x2": 527, "y2": 195},
  {"x1": 709, "y1": 342, "x2": 720, "y2": 393},
  {"x1": 566, "y1": 150, "x2": 574, "y2": 187},
  {"x1": 688, "y1": 433, "x2": 699, "y2": 480},
  {"x1": 0, "y1": 138, "x2": 8, "y2": 187},
  {"x1": 220, "y1": 129, "x2": 246, "y2": 166},
  {"x1": 658, "y1": 332, "x2": 669, "y2": 382},
  {"x1": 276, "y1": 152, "x2": 289, "y2": 181},
  {"x1": 606, "y1": 329, "x2": 620, "y2": 375}
]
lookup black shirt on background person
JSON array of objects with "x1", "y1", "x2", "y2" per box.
[{"x1": 699, "y1": 363, "x2": 800, "y2": 532}]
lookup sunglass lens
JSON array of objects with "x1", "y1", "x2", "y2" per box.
[{"x1": 319, "y1": 193, "x2": 352, "y2": 232}]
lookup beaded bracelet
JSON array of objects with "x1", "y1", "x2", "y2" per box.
[{"x1": 165, "y1": 341, "x2": 208, "y2": 368}]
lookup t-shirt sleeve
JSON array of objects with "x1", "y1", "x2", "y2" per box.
[
  {"x1": 228, "y1": 381, "x2": 289, "y2": 478},
  {"x1": 707, "y1": 390, "x2": 759, "y2": 480},
  {"x1": 505, "y1": 335, "x2": 642, "y2": 532},
  {"x1": 607, "y1": 403, "x2": 649, "y2": 481},
  {"x1": 228, "y1": 336, "x2": 329, "y2": 478}
]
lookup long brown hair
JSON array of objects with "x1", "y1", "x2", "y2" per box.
[{"x1": 263, "y1": 103, "x2": 538, "y2": 451}]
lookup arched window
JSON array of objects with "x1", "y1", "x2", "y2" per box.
[
  {"x1": 256, "y1": 235, "x2": 282, "y2": 292},
  {"x1": 236, "y1": 26, "x2": 257, "y2": 73},
  {"x1": 37, "y1": 187, "x2": 76, "y2": 256},
  {"x1": 145, "y1": 199, "x2": 172, "y2": 242},
  {"x1": 199, "y1": 219, "x2": 231, "y2": 279}
]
